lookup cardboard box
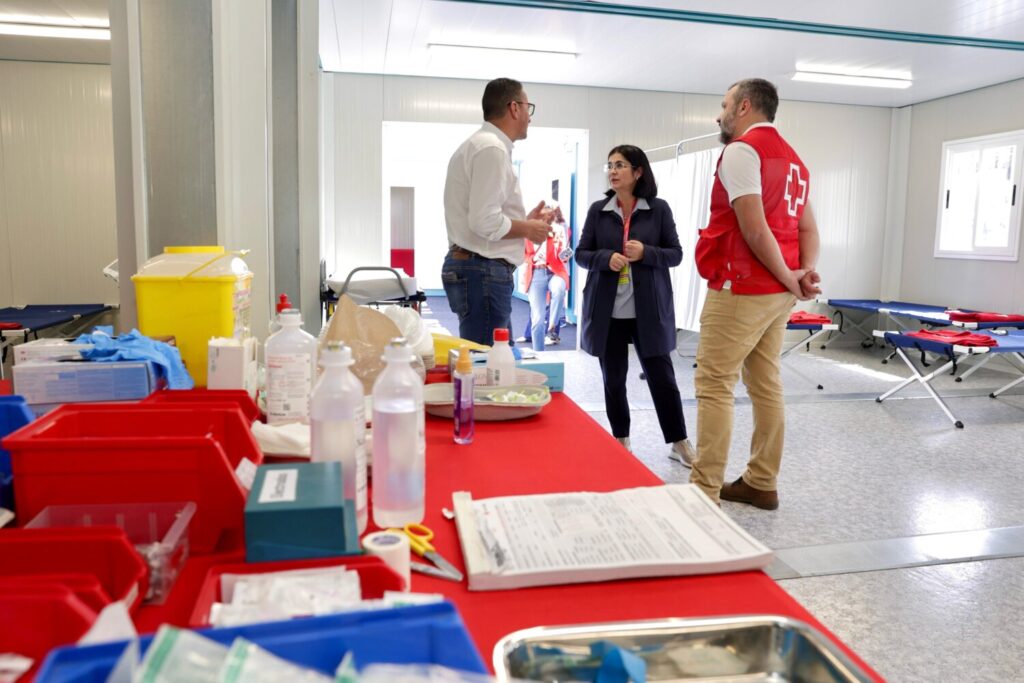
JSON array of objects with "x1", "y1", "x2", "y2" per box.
[
  {"x1": 244, "y1": 462, "x2": 359, "y2": 563},
  {"x1": 207, "y1": 336, "x2": 258, "y2": 398},
  {"x1": 517, "y1": 357, "x2": 564, "y2": 392},
  {"x1": 12, "y1": 359, "x2": 160, "y2": 406}
]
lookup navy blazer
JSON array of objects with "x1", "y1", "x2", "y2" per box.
[{"x1": 575, "y1": 196, "x2": 682, "y2": 358}]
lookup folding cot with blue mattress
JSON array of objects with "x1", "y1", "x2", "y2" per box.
[
  {"x1": 820, "y1": 298, "x2": 1024, "y2": 348},
  {"x1": 782, "y1": 318, "x2": 839, "y2": 390},
  {"x1": 0, "y1": 304, "x2": 112, "y2": 379},
  {"x1": 875, "y1": 329, "x2": 1024, "y2": 428}
]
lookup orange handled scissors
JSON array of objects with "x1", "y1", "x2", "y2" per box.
[{"x1": 393, "y1": 523, "x2": 464, "y2": 582}]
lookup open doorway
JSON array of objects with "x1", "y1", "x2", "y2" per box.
[{"x1": 381, "y1": 122, "x2": 589, "y2": 328}]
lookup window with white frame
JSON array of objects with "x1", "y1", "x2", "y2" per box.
[{"x1": 935, "y1": 130, "x2": 1024, "y2": 261}]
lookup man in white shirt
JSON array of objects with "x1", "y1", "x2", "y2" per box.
[{"x1": 442, "y1": 78, "x2": 552, "y2": 345}]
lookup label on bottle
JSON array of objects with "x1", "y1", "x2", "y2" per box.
[
  {"x1": 354, "y1": 403, "x2": 368, "y2": 514},
  {"x1": 486, "y1": 367, "x2": 499, "y2": 386},
  {"x1": 266, "y1": 352, "x2": 313, "y2": 423}
]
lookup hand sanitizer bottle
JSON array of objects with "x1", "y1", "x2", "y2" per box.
[{"x1": 453, "y1": 345, "x2": 475, "y2": 445}]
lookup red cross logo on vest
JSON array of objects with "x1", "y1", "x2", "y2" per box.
[{"x1": 784, "y1": 163, "x2": 807, "y2": 217}]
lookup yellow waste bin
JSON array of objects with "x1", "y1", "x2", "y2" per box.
[{"x1": 132, "y1": 246, "x2": 252, "y2": 387}]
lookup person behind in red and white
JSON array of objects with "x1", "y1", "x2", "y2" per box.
[
  {"x1": 523, "y1": 206, "x2": 571, "y2": 350},
  {"x1": 690, "y1": 78, "x2": 822, "y2": 511}
]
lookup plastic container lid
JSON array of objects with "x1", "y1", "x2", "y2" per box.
[
  {"x1": 276, "y1": 293, "x2": 292, "y2": 313},
  {"x1": 493, "y1": 328, "x2": 510, "y2": 343},
  {"x1": 133, "y1": 247, "x2": 251, "y2": 279}
]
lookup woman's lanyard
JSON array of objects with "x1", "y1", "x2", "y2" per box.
[
  {"x1": 617, "y1": 198, "x2": 634, "y2": 285},
  {"x1": 618, "y1": 198, "x2": 634, "y2": 250}
]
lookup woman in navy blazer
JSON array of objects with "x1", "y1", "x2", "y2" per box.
[{"x1": 576, "y1": 145, "x2": 695, "y2": 465}]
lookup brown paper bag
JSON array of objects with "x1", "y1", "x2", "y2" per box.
[{"x1": 321, "y1": 295, "x2": 423, "y2": 393}]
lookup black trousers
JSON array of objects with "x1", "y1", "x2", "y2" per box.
[{"x1": 598, "y1": 317, "x2": 687, "y2": 442}]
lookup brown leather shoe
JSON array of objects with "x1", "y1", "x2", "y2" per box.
[{"x1": 720, "y1": 477, "x2": 779, "y2": 510}]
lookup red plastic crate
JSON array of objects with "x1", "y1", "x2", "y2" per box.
[
  {"x1": 0, "y1": 585, "x2": 97, "y2": 672},
  {"x1": 0, "y1": 527, "x2": 148, "y2": 612},
  {"x1": 143, "y1": 388, "x2": 261, "y2": 423},
  {"x1": 3, "y1": 404, "x2": 262, "y2": 553},
  {"x1": 188, "y1": 555, "x2": 406, "y2": 627},
  {"x1": 0, "y1": 573, "x2": 111, "y2": 613}
]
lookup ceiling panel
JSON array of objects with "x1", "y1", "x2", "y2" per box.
[
  {"x1": 612, "y1": 0, "x2": 1024, "y2": 42},
  {"x1": 0, "y1": 0, "x2": 109, "y2": 64},
  {"x1": 323, "y1": 0, "x2": 1024, "y2": 107}
]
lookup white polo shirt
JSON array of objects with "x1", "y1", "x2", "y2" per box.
[{"x1": 443, "y1": 122, "x2": 527, "y2": 266}]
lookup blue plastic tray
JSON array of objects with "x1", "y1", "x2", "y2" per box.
[
  {"x1": 0, "y1": 395, "x2": 33, "y2": 510},
  {"x1": 37, "y1": 601, "x2": 486, "y2": 682}
]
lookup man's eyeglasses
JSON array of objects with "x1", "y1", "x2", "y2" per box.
[
  {"x1": 604, "y1": 161, "x2": 634, "y2": 172},
  {"x1": 511, "y1": 100, "x2": 536, "y2": 117}
]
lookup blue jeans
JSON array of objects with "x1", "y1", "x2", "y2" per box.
[
  {"x1": 528, "y1": 268, "x2": 567, "y2": 351},
  {"x1": 441, "y1": 252, "x2": 515, "y2": 346}
]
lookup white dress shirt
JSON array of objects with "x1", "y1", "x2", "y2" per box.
[{"x1": 443, "y1": 122, "x2": 527, "y2": 266}]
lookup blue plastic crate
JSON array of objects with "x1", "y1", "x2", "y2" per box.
[
  {"x1": 0, "y1": 395, "x2": 33, "y2": 510},
  {"x1": 37, "y1": 601, "x2": 486, "y2": 682}
]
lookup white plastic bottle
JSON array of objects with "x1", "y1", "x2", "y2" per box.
[
  {"x1": 486, "y1": 328, "x2": 516, "y2": 386},
  {"x1": 264, "y1": 309, "x2": 318, "y2": 425},
  {"x1": 310, "y1": 341, "x2": 368, "y2": 534},
  {"x1": 372, "y1": 337, "x2": 426, "y2": 528}
]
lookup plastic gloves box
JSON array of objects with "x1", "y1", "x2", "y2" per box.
[
  {"x1": 245, "y1": 462, "x2": 359, "y2": 563},
  {"x1": 12, "y1": 360, "x2": 160, "y2": 406}
]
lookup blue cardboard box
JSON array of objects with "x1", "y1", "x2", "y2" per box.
[
  {"x1": 244, "y1": 462, "x2": 359, "y2": 562},
  {"x1": 517, "y1": 357, "x2": 565, "y2": 392},
  {"x1": 12, "y1": 359, "x2": 159, "y2": 408}
]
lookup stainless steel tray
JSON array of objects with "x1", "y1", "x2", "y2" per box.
[{"x1": 493, "y1": 614, "x2": 875, "y2": 682}]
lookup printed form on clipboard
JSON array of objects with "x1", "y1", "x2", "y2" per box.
[{"x1": 452, "y1": 484, "x2": 772, "y2": 591}]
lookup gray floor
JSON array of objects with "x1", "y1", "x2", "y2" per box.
[{"x1": 557, "y1": 338, "x2": 1024, "y2": 683}]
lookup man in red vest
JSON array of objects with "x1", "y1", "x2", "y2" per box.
[{"x1": 690, "y1": 78, "x2": 821, "y2": 510}]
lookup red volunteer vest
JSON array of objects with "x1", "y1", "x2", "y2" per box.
[{"x1": 695, "y1": 126, "x2": 809, "y2": 294}]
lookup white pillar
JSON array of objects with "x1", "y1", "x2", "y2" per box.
[{"x1": 212, "y1": 0, "x2": 274, "y2": 340}]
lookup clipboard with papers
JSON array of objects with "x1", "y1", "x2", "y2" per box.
[{"x1": 452, "y1": 484, "x2": 773, "y2": 592}]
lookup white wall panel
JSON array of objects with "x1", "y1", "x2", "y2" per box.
[
  {"x1": 330, "y1": 73, "x2": 385, "y2": 279},
  {"x1": 901, "y1": 78, "x2": 1024, "y2": 311},
  {"x1": 0, "y1": 61, "x2": 118, "y2": 307},
  {"x1": 324, "y1": 74, "x2": 893, "y2": 303}
]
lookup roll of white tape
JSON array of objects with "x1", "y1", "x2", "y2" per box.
[{"x1": 362, "y1": 530, "x2": 411, "y2": 591}]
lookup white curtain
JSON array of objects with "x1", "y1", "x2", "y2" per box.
[{"x1": 651, "y1": 146, "x2": 720, "y2": 332}]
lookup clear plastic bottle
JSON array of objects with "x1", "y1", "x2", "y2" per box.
[
  {"x1": 486, "y1": 328, "x2": 516, "y2": 386},
  {"x1": 371, "y1": 337, "x2": 426, "y2": 528},
  {"x1": 310, "y1": 341, "x2": 368, "y2": 534},
  {"x1": 264, "y1": 309, "x2": 318, "y2": 425},
  {"x1": 453, "y1": 345, "x2": 475, "y2": 445}
]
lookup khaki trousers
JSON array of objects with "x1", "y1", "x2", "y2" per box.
[{"x1": 690, "y1": 287, "x2": 795, "y2": 502}]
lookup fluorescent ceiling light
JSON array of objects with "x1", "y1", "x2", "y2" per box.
[
  {"x1": 0, "y1": 22, "x2": 110, "y2": 40},
  {"x1": 427, "y1": 43, "x2": 577, "y2": 66},
  {"x1": 792, "y1": 70, "x2": 912, "y2": 89}
]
